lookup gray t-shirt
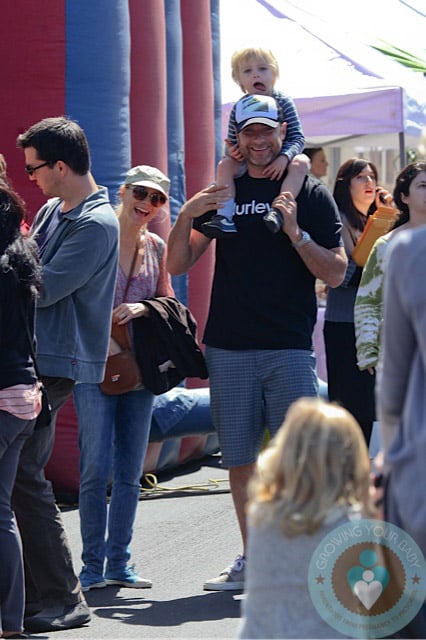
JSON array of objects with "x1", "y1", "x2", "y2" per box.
[{"x1": 238, "y1": 508, "x2": 351, "y2": 639}]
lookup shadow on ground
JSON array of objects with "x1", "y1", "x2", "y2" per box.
[{"x1": 85, "y1": 585, "x2": 241, "y2": 628}]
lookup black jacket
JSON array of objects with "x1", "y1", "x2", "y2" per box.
[
  {"x1": 0, "y1": 268, "x2": 37, "y2": 389},
  {"x1": 133, "y1": 296, "x2": 208, "y2": 395}
]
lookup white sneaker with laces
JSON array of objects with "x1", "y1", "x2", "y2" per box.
[{"x1": 203, "y1": 554, "x2": 246, "y2": 591}]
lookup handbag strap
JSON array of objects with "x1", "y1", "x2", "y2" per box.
[
  {"x1": 111, "y1": 244, "x2": 139, "y2": 350},
  {"x1": 9, "y1": 268, "x2": 42, "y2": 379},
  {"x1": 122, "y1": 244, "x2": 139, "y2": 303}
]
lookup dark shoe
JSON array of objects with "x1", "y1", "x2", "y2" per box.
[
  {"x1": 201, "y1": 215, "x2": 237, "y2": 239},
  {"x1": 24, "y1": 601, "x2": 91, "y2": 633},
  {"x1": 263, "y1": 208, "x2": 283, "y2": 233}
]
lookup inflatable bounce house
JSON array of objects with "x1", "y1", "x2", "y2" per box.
[{"x1": 0, "y1": 0, "x2": 222, "y2": 496}]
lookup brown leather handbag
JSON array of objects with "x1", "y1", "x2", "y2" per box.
[
  {"x1": 99, "y1": 246, "x2": 142, "y2": 395},
  {"x1": 99, "y1": 323, "x2": 142, "y2": 394}
]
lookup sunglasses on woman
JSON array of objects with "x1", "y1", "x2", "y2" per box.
[{"x1": 127, "y1": 186, "x2": 167, "y2": 207}]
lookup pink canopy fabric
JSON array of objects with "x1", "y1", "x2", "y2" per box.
[{"x1": 220, "y1": 0, "x2": 426, "y2": 160}]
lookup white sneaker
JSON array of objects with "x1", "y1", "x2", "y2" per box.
[{"x1": 203, "y1": 554, "x2": 246, "y2": 591}]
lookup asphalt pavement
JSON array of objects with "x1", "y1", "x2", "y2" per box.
[
  {"x1": 30, "y1": 453, "x2": 244, "y2": 639},
  {"x1": 24, "y1": 424, "x2": 382, "y2": 639}
]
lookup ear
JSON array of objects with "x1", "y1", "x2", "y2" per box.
[
  {"x1": 119, "y1": 184, "x2": 126, "y2": 199},
  {"x1": 56, "y1": 160, "x2": 67, "y2": 174},
  {"x1": 280, "y1": 122, "x2": 288, "y2": 138},
  {"x1": 400, "y1": 192, "x2": 409, "y2": 205}
]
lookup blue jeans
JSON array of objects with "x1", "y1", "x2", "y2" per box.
[
  {"x1": 0, "y1": 411, "x2": 35, "y2": 632},
  {"x1": 73, "y1": 383, "x2": 154, "y2": 575},
  {"x1": 12, "y1": 376, "x2": 80, "y2": 611}
]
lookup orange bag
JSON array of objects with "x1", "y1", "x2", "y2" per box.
[{"x1": 352, "y1": 206, "x2": 398, "y2": 267}]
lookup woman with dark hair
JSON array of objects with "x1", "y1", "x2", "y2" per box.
[
  {"x1": 324, "y1": 158, "x2": 391, "y2": 444},
  {"x1": 0, "y1": 184, "x2": 41, "y2": 637},
  {"x1": 355, "y1": 161, "x2": 426, "y2": 373}
]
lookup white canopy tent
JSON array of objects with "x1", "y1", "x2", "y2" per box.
[{"x1": 220, "y1": 0, "x2": 426, "y2": 169}]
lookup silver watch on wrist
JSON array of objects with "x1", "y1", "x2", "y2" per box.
[{"x1": 292, "y1": 230, "x2": 312, "y2": 248}]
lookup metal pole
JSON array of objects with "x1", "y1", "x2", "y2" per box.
[{"x1": 399, "y1": 131, "x2": 406, "y2": 169}]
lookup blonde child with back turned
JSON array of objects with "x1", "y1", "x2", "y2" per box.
[
  {"x1": 202, "y1": 47, "x2": 309, "y2": 238},
  {"x1": 238, "y1": 397, "x2": 374, "y2": 639}
]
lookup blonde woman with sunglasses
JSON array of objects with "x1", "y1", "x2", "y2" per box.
[{"x1": 74, "y1": 166, "x2": 174, "y2": 592}]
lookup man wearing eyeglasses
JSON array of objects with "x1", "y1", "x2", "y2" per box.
[{"x1": 14, "y1": 117, "x2": 119, "y2": 633}]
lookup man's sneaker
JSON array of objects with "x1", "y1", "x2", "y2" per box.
[
  {"x1": 203, "y1": 554, "x2": 246, "y2": 591},
  {"x1": 105, "y1": 564, "x2": 152, "y2": 589},
  {"x1": 263, "y1": 208, "x2": 284, "y2": 233},
  {"x1": 79, "y1": 566, "x2": 106, "y2": 592},
  {"x1": 201, "y1": 215, "x2": 238, "y2": 239}
]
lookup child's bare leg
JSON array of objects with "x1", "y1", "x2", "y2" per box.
[
  {"x1": 202, "y1": 156, "x2": 240, "y2": 237},
  {"x1": 281, "y1": 153, "x2": 310, "y2": 199},
  {"x1": 215, "y1": 156, "x2": 239, "y2": 220}
]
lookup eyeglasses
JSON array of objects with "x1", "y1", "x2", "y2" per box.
[
  {"x1": 25, "y1": 161, "x2": 50, "y2": 176},
  {"x1": 127, "y1": 186, "x2": 167, "y2": 207}
]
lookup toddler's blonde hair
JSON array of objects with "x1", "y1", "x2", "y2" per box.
[
  {"x1": 248, "y1": 398, "x2": 373, "y2": 537},
  {"x1": 231, "y1": 47, "x2": 279, "y2": 92}
]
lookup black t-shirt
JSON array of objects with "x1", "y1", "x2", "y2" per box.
[{"x1": 193, "y1": 174, "x2": 342, "y2": 350}]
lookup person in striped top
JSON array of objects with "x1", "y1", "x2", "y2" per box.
[{"x1": 202, "y1": 48, "x2": 310, "y2": 238}]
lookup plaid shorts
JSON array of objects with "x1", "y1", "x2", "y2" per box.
[{"x1": 205, "y1": 347, "x2": 318, "y2": 467}]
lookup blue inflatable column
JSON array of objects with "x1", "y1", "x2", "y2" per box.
[
  {"x1": 66, "y1": 0, "x2": 131, "y2": 204},
  {"x1": 165, "y1": 0, "x2": 187, "y2": 303}
]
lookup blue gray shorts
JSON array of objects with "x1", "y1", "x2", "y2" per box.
[{"x1": 205, "y1": 346, "x2": 318, "y2": 468}]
